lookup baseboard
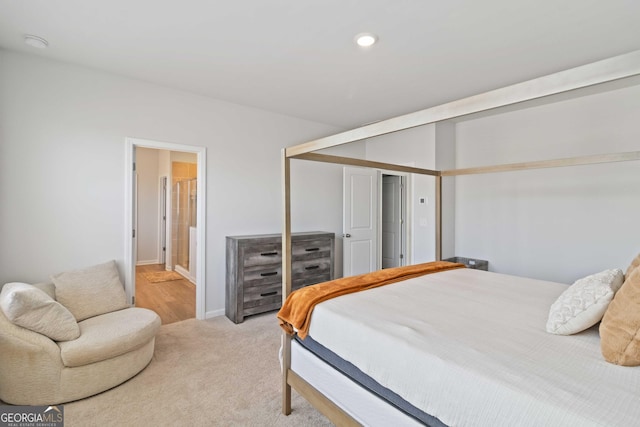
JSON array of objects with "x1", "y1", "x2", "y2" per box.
[
  {"x1": 136, "y1": 259, "x2": 160, "y2": 266},
  {"x1": 205, "y1": 309, "x2": 225, "y2": 319},
  {"x1": 174, "y1": 265, "x2": 196, "y2": 284}
]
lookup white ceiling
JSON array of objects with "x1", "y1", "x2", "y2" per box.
[{"x1": 1, "y1": 0, "x2": 639, "y2": 128}]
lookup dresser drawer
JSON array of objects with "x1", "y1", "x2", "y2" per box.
[
  {"x1": 244, "y1": 281, "x2": 281, "y2": 304},
  {"x1": 242, "y1": 244, "x2": 281, "y2": 267},
  {"x1": 292, "y1": 273, "x2": 331, "y2": 290},
  {"x1": 292, "y1": 258, "x2": 331, "y2": 278},
  {"x1": 243, "y1": 289, "x2": 281, "y2": 316},
  {"x1": 244, "y1": 301, "x2": 281, "y2": 317},
  {"x1": 242, "y1": 264, "x2": 281, "y2": 287},
  {"x1": 292, "y1": 239, "x2": 333, "y2": 261}
]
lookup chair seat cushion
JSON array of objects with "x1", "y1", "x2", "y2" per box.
[{"x1": 58, "y1": 307, "x2": 160, "y2": 367}]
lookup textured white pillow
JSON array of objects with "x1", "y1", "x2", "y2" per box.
[
  {"x1": 0, "y1": 282, "x2": 80, "y2": 341},
  {"x1": 546, "y1": 269, "x2": 624, "y2": 335},
  {"x1": 52, "y1": 260, "x2": 128, "y2": 321}
]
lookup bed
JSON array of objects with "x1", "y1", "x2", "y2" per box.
[
  {"x1": 278, "y1": 50, "x2": 640, "y2": 426},
  {"x1": 280, "y1": 264, "x2": 640, "y2": 426}
]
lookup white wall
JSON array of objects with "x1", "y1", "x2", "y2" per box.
[
  {"x1": 311, "y1": 141, "x2": 368, "y2": 275},
  {"x1": 455, "y1": 84, "x2": 640, "y2": 284},
  {"x1": 0, "y1": 49, "x2": 342, "y2": 317},
  {"x1": 364, "y1": 125, "x2": 437, "y2": 263}
]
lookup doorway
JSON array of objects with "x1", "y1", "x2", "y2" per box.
[
  {"x1": 343, "y1": 167, "x2": 408, "y2": 276},
  {"x1": 381, "y1": 174, "x2": 406, "y2": 268},
  {"x1": 124, "y1": 137, "x2": 206, "y2": 320}
]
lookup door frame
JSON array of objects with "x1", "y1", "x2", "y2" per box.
[
  {"x1": 379, "y1": 172, "x2": 410, "y2": 267},
  {"x1": 124, "y1": 137, "x2": 207, "y2": 320},
  {"x1": 158, "y1": 176, "x2": 168, "y2": 265}
]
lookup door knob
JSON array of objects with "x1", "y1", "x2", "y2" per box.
[{"x1": 344, "y1": 233, "x2": 351, "y2": 238}]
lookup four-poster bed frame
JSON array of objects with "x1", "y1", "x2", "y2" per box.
[{"x1": 280, "y1": 50, "x2": 640, "y2": 425}]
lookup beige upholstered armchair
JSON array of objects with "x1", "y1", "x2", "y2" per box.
[{"x1": 0, "y1": 261, "x2": 160, "y2": 405}]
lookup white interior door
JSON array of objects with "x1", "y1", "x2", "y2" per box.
[
  {"x1": 343, "y1": 167, "x2": 378, "y2": 276},
  {"x1": 382, "y1": 175, "x2": 403, "y2": 268}
]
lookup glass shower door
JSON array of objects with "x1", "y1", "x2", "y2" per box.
[{"x1": 176, "y1": 178, "x2": 197, "y2": 271}]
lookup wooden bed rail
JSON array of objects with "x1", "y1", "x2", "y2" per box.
[
  {"x1": 441, "y1": 150, "x2": 640, "y2": 176},
  {"x1": 286, "y1": 369, "x2": 362, "y2": 426},
  {"x1": 293, "y1": 152, "x2": 439, "y2": 176},
  {"x1": 291, "y1": 150, "x2": 640, "y2": 178}
]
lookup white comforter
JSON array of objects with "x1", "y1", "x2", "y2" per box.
[{"x1": 307, "y1": 268, "x2": 639, "y2": 427}]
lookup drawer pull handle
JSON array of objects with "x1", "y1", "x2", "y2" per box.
[
  {"x1": 260, "y1": 291, "x2": 278, "y2": 297},
  {"x1": 260, "y1": 251, "x2": 278, "y2": 256},
  {"x1": 305, "y1": 247, "x2": 320, "y2": 252},
  {"x1": 305, "y1": 265, "x2": 320, "y2": 270},
  {"x1": 260, "y1": 272, "x2": 278, "y2": 277}
]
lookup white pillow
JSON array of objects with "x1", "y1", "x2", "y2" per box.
[
  {"x1": 52, "y1": 260, "x2": 128, "y2": 321},
  {"x1": 546, "y1": 269, "x2": 624, "y2": 335},
  {"x1": 0, "y1": 282, "x2": 80, "y2": 341}
]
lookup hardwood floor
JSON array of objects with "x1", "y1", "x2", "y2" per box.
[{"x1": 135, "y1": 264, "x2": 195, "y2": 325}]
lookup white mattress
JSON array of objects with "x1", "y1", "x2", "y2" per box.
[
  {"x1": 291, "y1": 340, "x2": 424, "y2": 426},
  {"x1": 306, "y1": 268, "x2": 640, "y2": 427}
]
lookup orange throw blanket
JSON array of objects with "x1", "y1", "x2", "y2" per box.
[{"x1": 277, "y1": 261, "x2": 465, "y2": 339}]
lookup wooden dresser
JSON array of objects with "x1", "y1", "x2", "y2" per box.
[{"x1": 226, "y1": 231, "x2": 335, "y2": 323}]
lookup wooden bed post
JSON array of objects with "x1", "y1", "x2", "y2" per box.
[
  {"x1": 435, "y1": 175, "x2": 442, "y2": 261},
  {"x1": 281, "y1": 148, "x2": 292, "y2": 415}
]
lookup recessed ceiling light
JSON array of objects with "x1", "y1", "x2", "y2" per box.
[
  {"x1": 355, "y1": 33, "x2": 378, "y2": 48},
  {"x1": 24, "y1": 35, "x2": 49, "y2": 49}
]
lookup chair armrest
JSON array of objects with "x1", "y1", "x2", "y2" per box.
[{"x1": 0, "y1": 310, "x2": 61, "y2": 359}]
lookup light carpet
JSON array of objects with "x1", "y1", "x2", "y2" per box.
[{"x1": 64, "y1": 313, "x2": 332, "y2": 426}]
